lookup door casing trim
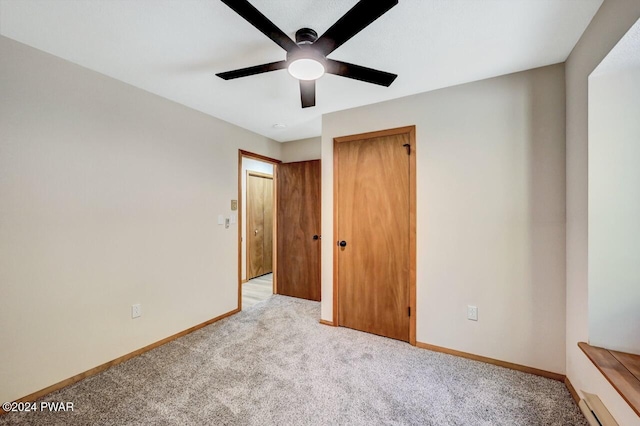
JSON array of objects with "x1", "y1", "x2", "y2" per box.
[{"x1": 332, "y1": 126, "x2": 417, "y2": 345}]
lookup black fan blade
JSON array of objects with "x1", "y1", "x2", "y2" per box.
[
  {"x1": 314, "y1": 0, "x2": 398, "y2": 55},
  {"x1": 216, "y1": 60, "x2": 287, "y2": 80},
  {"x1": 220, "y1": 0, "x2": 299, "y2": 52},
  {"x1": 326, "y1": 59, "x2": 397, "y2": 87},
  {"x1": 300, "y1": 80, "x2": 316, "y2": 108}
]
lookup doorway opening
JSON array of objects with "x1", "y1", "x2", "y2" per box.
[{"x1": 238, "y1": 150, "x2": 280, "y2": 311}]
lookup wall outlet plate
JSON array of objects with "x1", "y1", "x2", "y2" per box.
[
  {"x1": 467, "y1": 305, "x2": 478, "y2": 321},
  {"x1": 132, "y1": 304, "x2": 142, "y2": 319}
]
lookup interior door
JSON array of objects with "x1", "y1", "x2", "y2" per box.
[
  {"x1": 277, "y1": 160, "x2": 321, "y2": 301},
  {"x1": 263, "y1": 178, "x2": 273, "y2": 272},
  {"x1": 335, "y1": 129, "x2": 413, "y2": 342},
  {"x1": 247, "y1": 173, "x2": 273, "y2": 279}
]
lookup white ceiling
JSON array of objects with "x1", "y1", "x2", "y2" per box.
[
  {"x1": 592, "y1": 17, "x2": 640, "y2": 77},
  {"x1": 0, "y1": 0, "x2": 603, "y2": 142}
]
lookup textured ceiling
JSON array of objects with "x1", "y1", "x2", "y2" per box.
[
  {"x1": 0, "y1": 0, "x2": 603, "y2": 142},
  {"x1": 592, "y1": 17, "x2": 640, "y2": 77}
]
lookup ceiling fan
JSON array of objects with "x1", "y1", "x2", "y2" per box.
[{"x1": 216, "y1": 0, "x2": 399, "y2": 108}]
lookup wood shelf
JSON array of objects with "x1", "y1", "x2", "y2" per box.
[{"x1": 579, "y1": 342, "x2": 640, "y2": 417}]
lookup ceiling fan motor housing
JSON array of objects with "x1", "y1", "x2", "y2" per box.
[
  {"x1": 287, "y1": 46, "x2": 326, "y2": 67},
  {"x1": 295, "y1": 28, "x2": 318, "y2": 45}
]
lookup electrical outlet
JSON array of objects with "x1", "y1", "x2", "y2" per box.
[
  {"x1": 132, "y1": 304, "x2": 142, "y2": 319},
  {"x1": 467, "y1": 305, "x2": 478, "y2": 321}
]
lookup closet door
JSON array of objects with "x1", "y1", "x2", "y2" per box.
[{"x1": 247, "y1": 172, "x2": 273, "y2": 279}]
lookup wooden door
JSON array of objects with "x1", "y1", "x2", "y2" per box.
[
  {"x1": 263, "y1": 178, "x2": 273, "y2": 271},
  {"x1": 335, "y1": 127, "x2": 416, "y2": 342},
  {"x1": 247, "y1": 172, "x2": 273, "y2": 279},
  {"x1": 277, "y1": 160, "x2": 321, "y2": 301}
]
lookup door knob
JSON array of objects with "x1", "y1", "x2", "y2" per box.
[
  {"x1": 313, "y1": 235, "x2": 320, "y2": 240},
  {"x1": 254, "y1": 229, "x2": 258, "y2": 235},
  {"x1": 338, "y1": 240, "x2": 347, "y2": 247}
]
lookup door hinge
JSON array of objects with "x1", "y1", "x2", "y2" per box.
[
  {"x1": 408, "y1": 307, "x2": 411, "y2": 317},
  {"x1": 402, "y1": 143, "x2": 411, "y2": 155}
]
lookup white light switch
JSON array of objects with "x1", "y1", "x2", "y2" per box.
[
  {"x1": 218, "y1": 215, "x2": 224, "y2": 225},
  {"x1": 230, "y1": 214, "x2": 236, "y2": 224}
]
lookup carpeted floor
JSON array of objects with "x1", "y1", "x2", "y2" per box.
[{"x1": 1, "y1": 296, "x2": 587, "y2": 425}]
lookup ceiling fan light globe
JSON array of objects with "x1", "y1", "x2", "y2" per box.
[{"x1": 288, "y1": 58, "x2": 325, "y2": 81}]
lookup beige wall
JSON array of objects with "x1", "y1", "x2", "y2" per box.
[
  {"x1": 281, "y1": 137, "x2": 321, "y2": 163},
  {"x1": 0, "y1": 36, "x2": 281, "y2": 403},
  {"x1": 321, "y1": 64, "x2": 567, "y2": 374},
  {"x1": 565, "y1": 1, "x2": 640, "y2": 424}
]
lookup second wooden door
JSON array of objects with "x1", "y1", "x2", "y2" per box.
[
  {"x1": 247, "y1": 172, "x2": 273, "y2": 279},
  {"x1": 277, "y1": 160, "x2": 321, "y2": 301}
]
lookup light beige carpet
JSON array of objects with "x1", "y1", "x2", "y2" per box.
[{"x1": 0, "y1": 295, "x2": 587, "y2": 425}]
